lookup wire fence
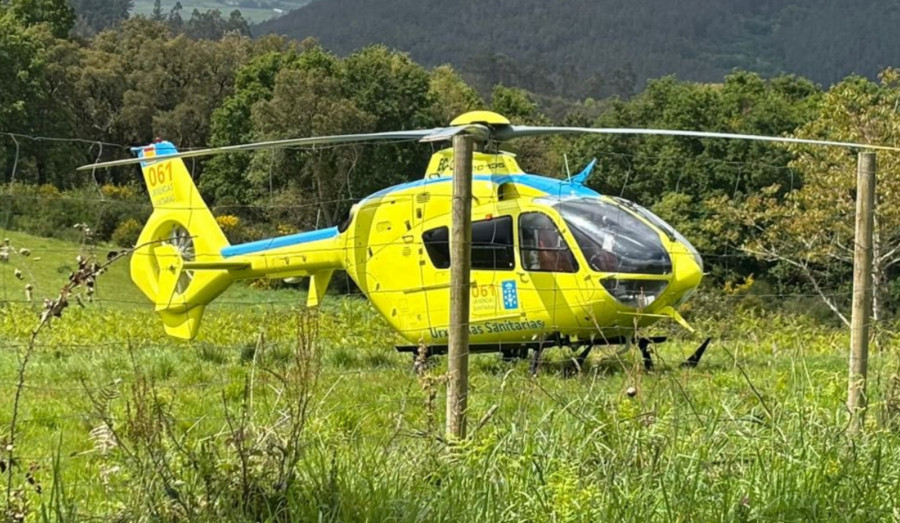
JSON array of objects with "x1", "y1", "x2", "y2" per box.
[
  {"x1": 0, "y1": 131, "x2": 894, "y2": 487},
  {"x1": 0, "y1": 130, "x2": 886, "y2": 363},
  {"x1": 0, "y1": 127, "x2": 858, "y2": 304}
]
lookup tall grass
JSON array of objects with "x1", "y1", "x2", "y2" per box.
[{"x1": 3, "y1": 259, "x2": 900, "y2": 519}]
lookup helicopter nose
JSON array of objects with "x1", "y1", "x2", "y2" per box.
[{"x1": 666, "y1": 243, "x2": 704, "y2": 305}]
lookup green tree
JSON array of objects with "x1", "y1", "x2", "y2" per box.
[
  {"x1": 563, "y1": 71, "x2": 821, "y2": 280},
  {"x1": 491, "y1": 84, "x2": 540, "y2": 121},
  {"x1": 5, "y1": 0, "x2": 74, "y2": 38},
  {"x1": 70, "y1": 0, "x2": 130, "y2": 36},
  {"x1": 342, "y1": 45, "x2": 434, "y2": 130},
  {"x1": 0, "y1": 13, "x2": 44, "y2": 134},
  {"x1": 251, "y1": 65, "x2": 375, "y2": 228},
  {"x1": 201, "y1": 45, "x2": 307, "y2": 205},
  {"x1": 67, "y1": 18, "x2": 261, "y2": 185},
  {"x1": 739, "y1": 70, "x2": 900, "y2": 323},
  {"x1": 0, "y1": 13, "x2": 45, "y2": 184},
  {"x1": 184, "y1": 8, "x2": 250, "y2": 40},
  {"x1": 490, "y1": 85, "x2": 560, "y2": 175},
  {"x1": 427, "y1": 65, "x2": 483, "y2": 124},
  {"x1": 0, "y1": 13, "x2": 87, "y2": 186},
  {"x1": 151, "y1": 0, "x2": 164, "y2": 21},
  {"x1": 569, "y1": 72, "x2": 818, "y2": 203},
  {"x1": 340, "y1": 45, "x2": 437, "y2": 199},
  {"x1": 168, "y1": 1, "x2": 183, "y2": 32},
  {"x1": 204, "y1": 43, "x2": 441, "y2": 226}
]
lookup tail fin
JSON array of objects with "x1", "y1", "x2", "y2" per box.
[{"x1": 131, "y1": 141, "x2": 233, "y2": 340}]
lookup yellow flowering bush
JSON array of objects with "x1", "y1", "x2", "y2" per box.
[
  {"x1": 100, "y1": 184, "x2": 137, "y2": 200},
  {"x1": 215, "y1": 214, "x2": 241, "y2": 231}
]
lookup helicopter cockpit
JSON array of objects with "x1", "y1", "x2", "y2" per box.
[
  {"x1": 546, "y1": 195, "x2": 703, "y2": 310},
  {"x1": 551, "y1": 197, "x2": 673, "y2": 275}
]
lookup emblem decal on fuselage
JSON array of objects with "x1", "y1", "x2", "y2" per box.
[{"x1": 502, "y1": 280, "x2": 518, "y2": 310}]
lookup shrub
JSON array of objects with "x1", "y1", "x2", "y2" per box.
[
  {"x1": 99, "y1": 184, "x2": 137, "y2": 200},
  {"x1": 215, "y1": 213, "x2": 265, "y2": 244},
  {"x1": 111, "y1": 218, "x2": 143, "y2": 247},
  {"x1": 215, "y1": 214, "x2": 240, "y2": 230},
  {"x1": 1, "y1": 184, "x2": 151, "y2": 242}
]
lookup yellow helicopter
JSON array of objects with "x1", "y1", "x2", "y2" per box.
[{"x1": 79, "y1": 111, "x2": 900, "y2": 368}]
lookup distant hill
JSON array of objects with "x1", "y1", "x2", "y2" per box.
[
  {"x1": 255, "y1": 0, "x2": 900, "y2": 99},
  {"x1": 130, "y1": 0, "x2": 313, "y2": 24}
]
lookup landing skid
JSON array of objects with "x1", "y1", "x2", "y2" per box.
[
  {"x1": 396, "y1": 336, "x2": 712, "y2": 371},
  {"x1": 681, "y1": 337, "x2": 711, "y2": 368}
]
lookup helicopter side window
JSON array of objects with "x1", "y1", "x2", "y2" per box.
[
  {"x1": 471, "y1": 216, "x2": 515, "y2": 270},
  {"x1": 518, "y1": 212, "x2": 578, "y2": 273},
  {"x1": 423, "y1": 227, "x2": 451, "y2": 269},
  {"x1": 422, "y1": 216, "x2": 515, "y2": 270}
]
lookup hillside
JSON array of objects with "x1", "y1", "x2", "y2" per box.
[
  {"x1": 256, "y1": 0, "x2": 900, "y2": 99},
  {"x1": 130, "y1": 0, "x2": 312, "y2": 24}
]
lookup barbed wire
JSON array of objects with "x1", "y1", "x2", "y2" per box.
[
  {"x1": 0, "y1": 132, "x2": 132, "y2": 150},
  {"x1": 0, "y1": 113, "x2": 895, "y2": 523},
  {"x1": 0, "y1": 131, "x2": 426, "y2": 153},
  {"x1": 0, "y1": 195, "x2": 366, "y2": 215},
  {"x1": 0, "y1": 289, "x2": 860, "y2": 310}
]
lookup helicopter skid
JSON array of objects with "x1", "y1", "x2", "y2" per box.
[
  {"x1": 395, "y1": 335, "x2": 666, "y2": 358},
  {"x1": 395, "y1": 335, "x2": 711, "y2": 370}
]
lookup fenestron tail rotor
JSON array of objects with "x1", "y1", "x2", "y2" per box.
[{"x1": 163, "y1": 224, "x2": 196, "y2": 295}]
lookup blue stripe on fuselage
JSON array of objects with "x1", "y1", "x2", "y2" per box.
[
  {"x1": 221, "y1": 227, "x2": 339, "y2": 258},
  {"x1": 363, "y1": 173, "x2": 600, "y2": 203},
  {"x1": 493, "y1": 174, "x2": 601, "y2": 198}
]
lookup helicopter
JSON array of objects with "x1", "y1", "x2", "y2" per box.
[{"x1": 79, "y1": 110, "x2": 900, "y2": 369}]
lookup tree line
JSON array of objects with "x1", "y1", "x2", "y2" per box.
[{"x1": 2, "y1": 0, "x2": 899, "y2": 321}]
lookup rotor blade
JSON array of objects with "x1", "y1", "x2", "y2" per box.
[
  {"x1": 419, "y1": 123, "x2": 491, "y2": 143},
  {"x1": 495, "y1": 126, "x2": 900, "y2": 152},
  {"x1": 76, "y1": 129, "x2": 447, "y2": 171}
]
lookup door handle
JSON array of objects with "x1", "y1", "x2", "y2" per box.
[{"x1": 517, "y1": 272, "x2": 529, "y2": 283}]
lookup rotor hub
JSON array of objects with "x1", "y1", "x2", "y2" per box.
[{"x1": 450, "y1": 111, "x2": 511, "y2": 127}]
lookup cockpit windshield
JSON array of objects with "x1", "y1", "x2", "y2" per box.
[
  {"x1": 552, "y1": 197, "x2": 672, "y2": 274},
  {"x1": 613, "y1": 197, "x2": 704, "y2": 273}
]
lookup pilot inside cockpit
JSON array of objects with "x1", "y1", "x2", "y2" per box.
[{"x1": 520, "y1": 212, "x2": 578, "y2": 273}]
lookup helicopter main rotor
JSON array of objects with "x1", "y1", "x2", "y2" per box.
[{"x1": 77, "y1": 110, "x2": 900, "y2": 172}]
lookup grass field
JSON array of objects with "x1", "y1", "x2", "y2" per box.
[
  {"x1": 0, "y1": 228, "x2": 306, "y2": 308},
  {"x1": 130, "y1": 0, "x2": 313, "y2": 24},
  {"x1": 3, "y1": 229, "x2": 900, "y2": 520}
]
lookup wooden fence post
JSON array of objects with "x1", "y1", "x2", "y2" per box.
[
  {"x1": 446, "y1": 134, "x2": 473, "y2": 439},
  {"x1": 848, "y1": 151, "x2": 876, "y2": 433}
]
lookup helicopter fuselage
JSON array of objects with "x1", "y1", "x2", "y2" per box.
[{"x1": 218, "y1": 148, "x2": 704, "y2": 347}]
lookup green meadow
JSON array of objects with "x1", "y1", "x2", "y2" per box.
[{"x1": 3, "y1": 228, "x2": 900, "y2": 521}]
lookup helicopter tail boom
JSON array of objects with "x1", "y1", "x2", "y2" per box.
[{"x1": 130, "y1": 141, "x2": 234, "y2": 340}]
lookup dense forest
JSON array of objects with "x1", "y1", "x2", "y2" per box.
[
  {"x1": 257, "y1": 0, "x2": 900, "y2": 100},
  {"x1": 2, "y1": 0, "x2": 900, "y2": 322}
]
